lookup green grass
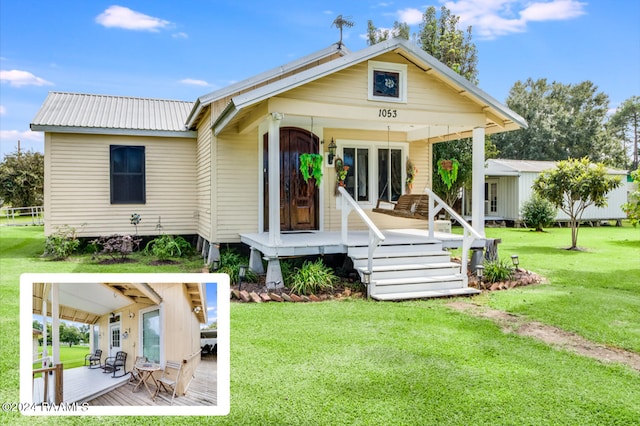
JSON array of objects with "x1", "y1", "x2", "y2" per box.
[
  {"x1": 35, "y1": 346, "x2": 93, "y2": 370},
  {"x1": 1, "y1": 225, "x2": 639, "y2": 425}
]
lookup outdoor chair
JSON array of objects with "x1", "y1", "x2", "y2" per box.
[
  {"x1": 84, "y1": 349, "x2": 102, "y2": 369},
  {"x1": 129, "y1": 356, "x2": 148, "y2": 384},
  {"x1": 154, "y1": 360, "x2": 183, "y2": 405},
  {"x1": 103, "y1": 351, "x2": 128, "y2": 378}
]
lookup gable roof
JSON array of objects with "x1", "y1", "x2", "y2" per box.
[
  {"x1": 31, "y1": 92, "x2": 196, "y2": 137},
  {"x1": 486, "y1": 159, "x2": 627, "y2": 176},
  {"x1": 205, "y1": 38, "x2": 527, "y2": 137},
  {"x1": 185, "y1": 42, "x2": 349, "y2": 128}
]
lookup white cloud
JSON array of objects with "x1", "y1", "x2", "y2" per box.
[
  {"x1": 96, "y1": 5, "x2": 171, "y2": 32},
  {"x1": 172, "y1": 32, "x2": 188, "y2": 39},
  {"x1": 0, "y1": 106, "x2": 6, "y2": 115},
  {"x1": 441, "y1": 0, "x2": 587, "y2": 40},
  {"x1": 0, "y1": 70, "x2": 53, "y2": 87},
  {"x1": 398, "y1": 8, "x2": 423, "y2": 25},
  {"x1": 0, "y1": 129, "x2": 43, "y2": 143},
  {"x1": 179, "y1": 78, "x2": 210, "y2": 87}
]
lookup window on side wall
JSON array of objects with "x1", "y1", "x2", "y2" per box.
[
  {"x1": 341, "y1": 142, "x2": 406, "y2": 206},
  {"x1": 140, "y1": 306, "x2": 161, "y2": 364},
  {"x1": 110, "y1": 145, "x2": 145, "y2": 204}
]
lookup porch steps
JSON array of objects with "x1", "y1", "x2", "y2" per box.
[{"x1": 348, "y1": 243, "x2": 479, "y2": 301}]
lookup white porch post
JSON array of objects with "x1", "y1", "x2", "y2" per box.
[
  {"x1": 472, "y1": 127, "x2": 486, "y2": 237},
  {"x1": 51, "y1": 282, "x2": 60, "y2": 365},
  {"x1": 41, "y1": 283, "x2": 48, "y2": 365},
  {"x1": 268, "y1": 112, "x2": 283, "y2": 246}
]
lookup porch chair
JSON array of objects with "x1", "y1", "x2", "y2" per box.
[
  {"x1": 154, "y1": 360, "x2": 183, "y2": 405},
  {"x1": 129, "y1": 356, "x2": 148, "y2": 384},
  {"x1": 84, "y1": 349, "x2": 102, "y2": 369},
  {"x1": 103, "y1": 351, "x2": 128, "y2": 378}
]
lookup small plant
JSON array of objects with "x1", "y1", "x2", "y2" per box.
[
  {"x1": 90, "y1": 234, "x2": 142, "y2": 262},
  {"x1": 521, "y1": 195, "x2": 556, "y2": 232},
  {"x1": 144, "y1": 235, "x2": 193, "y2": 261},
  {"x1": 288, "y1": 258, "x2": 338, "y2": 295},
  {"x1": 218, "y1": 248, "x2": 257, "y2": 285},
  {"x1": 482, "y1": 258, "x2": 515, "y2": 283},
  {"x1": 43, "y1": 225, "x2": 80, "y2": 260},
  {"x1": 406, "y1": 159, "x2": 418, "y2": 190},
  {"x1": 299, "y1": 153, "x2": 323, "y2": 186}
]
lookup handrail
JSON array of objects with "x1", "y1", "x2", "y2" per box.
[
  {"x1": 338, "y1": 186, "x2": 385, "y2": 297},
  {"x1": 32, "y1": 363, "x2": 63, "y2": 405},
  {"x1": 425, "y1": 188, "x2": 484, "y2": 281}
]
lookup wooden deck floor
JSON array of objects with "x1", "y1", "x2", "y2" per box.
[{"x1": 87, "y1": 356, "x2": 217, "y2": 406}]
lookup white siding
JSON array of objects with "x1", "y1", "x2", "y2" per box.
[
  {"x1": 196, "y1": 111, "x2": 213, "y2": 241},
  {"x1": 45, "y1": 133, "x2": 197, "y2": 237}
]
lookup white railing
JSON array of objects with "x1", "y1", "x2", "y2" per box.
[
  {"x1": 426, "y1": 188, "x2": 483, "y2": 281},
  {"x1": 2, "y1": 205, "x2": 44, "y2": 225},
  {"x1": 338, "y1": 186, "x2": 385, "y2": 297}
]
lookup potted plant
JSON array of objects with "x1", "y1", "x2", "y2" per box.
[
  {"x1": 437, "y1": 158, "x2": 459, "y2": 190},
  {"x1": 299, "y1": 153, "x2": 323, "y2": 186}
]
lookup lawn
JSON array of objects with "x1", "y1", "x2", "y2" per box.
[
  {"x1": 1, "y1": 225, "x2": 639, "y2": 425},
  {"x1": 35, "y1": 346, "x2": 92, "y2": 370}
]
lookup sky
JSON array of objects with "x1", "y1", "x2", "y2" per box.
[{"x1": 1, "y1": 0, "x2": 639, "y2": 158}]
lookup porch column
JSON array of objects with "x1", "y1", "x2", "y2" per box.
[
  {"x1": 51, "y1": 282, "x2": 60, "y2": 365},
  {"x1": 41, "y1": 284, "x2": 48, "y2": 364},
  {"x1": 268, "y1": 112, "x2": 283, "y2": 246},
  {"x1": 472, "y1": 127, "x2": 486, "y2": 237}
]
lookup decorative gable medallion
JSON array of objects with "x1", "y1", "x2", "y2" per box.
[{"x1": 368, "y1": 61, "x2": 407, "y2": 103}]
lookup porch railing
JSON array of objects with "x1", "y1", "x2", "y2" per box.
[
  {"x1": 426, "y1": 188, "x2": 484, "y2": 281},
  {"x1": 32, "y1": 360, "x2": 63, "y2": 405},
  {"x1": 338, "y1": 186, "x2": 385, "y2": 297},
  {"x1": 2, "y1": 205, "x2": 44, "y2": 225}
]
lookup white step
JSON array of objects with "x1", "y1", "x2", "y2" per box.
[
  {"x1": 348, "y1": 243, "x2": 443, "y2": 259},
  {"x1": 357, "y1": 262, "x2": 461, "y2": 279},
  {"x1": 372, "y1": 275, "x2": 465, "y2": 294},
  {"x1": 371, "y1": 287, "x2": 481, "y2": 301},
  {"x1": 352, "y1": 253, "x2": 451, "y2": 268}
]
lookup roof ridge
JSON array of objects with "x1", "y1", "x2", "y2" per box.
[{"x1": 46, "y1": 91, "x2": 192, "y2": 104}]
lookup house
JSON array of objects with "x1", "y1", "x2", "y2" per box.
[
  {"x1": 31, "y1": 279, "x2": 208, "y2": 403},
  {"x1": 463, "y1": 159, "x2": 627, "y2": 225},
  {"x1": 30, "y1": 39, "x2": 527, "y2": 299}
]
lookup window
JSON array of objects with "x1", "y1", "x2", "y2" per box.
[
  {"x1": 368, "y1": 61, "x2": 407, "y2": 103},
  {"x1": 340, "y1": 141, "x2": 407, "y2": 206},
  {"x1": 141, "y1": 307, "x2": 161, "y2": 363},
  {"x1": 110, "y1": 145, "x2": 145, "y2": 204}
]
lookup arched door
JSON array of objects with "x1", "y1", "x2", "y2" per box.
[{"x1": 264, "y1": 127, "x2": 319, "y2": 231}]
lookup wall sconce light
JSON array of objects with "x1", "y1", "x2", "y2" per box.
[
  {"x1": 128, "y1": 311, "x2": 135, "y2": 319},
  {"x1": 109, "y1": 312, "x2": 115, "y2": 320},
  {"x1": 122, "y1": 331, "x2": 129, "y2": 339},
  {"x1": 238, "y1": 265, "x2": 248, "y2": 291},
  {"x1": 511, "y1": 255, "x2": 519, "y2": 269},
  {"x1": 476, "y1": 265, "x2": 484, "y2": 281},
  {"x1": 193, "y1": 306, "x2": 202, "y2": 314},
  {"x1": 327, "y1": 138, "x2": 337, "y2": 165}
]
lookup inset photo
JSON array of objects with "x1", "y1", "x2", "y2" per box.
[{"x1": 20, "y1": 273, "x2": 229, "y2": 416}]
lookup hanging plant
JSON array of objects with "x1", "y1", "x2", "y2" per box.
[
  {"x1": 299, "y1": 153, "x2": 323, "y2": 186},
  {"x1": 406, "y1": 159, "x2": 418, "y2": 191},
  {"x1": 437, "y1": 158, "x2": 459, "y2": 190}
]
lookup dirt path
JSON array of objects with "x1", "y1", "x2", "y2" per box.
[{"x1": 447, "y1": 301, "x2": 640, "y2": 372}]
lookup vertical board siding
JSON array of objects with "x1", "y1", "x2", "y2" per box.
[
  {"x1": 196, "y1": 111, "x2": 213, "y2": 241},
  {"x1": 45, "y1": 133, "x2": 197, "y2": 237}
]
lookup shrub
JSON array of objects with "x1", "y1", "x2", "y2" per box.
[
  {"x1": 43, "y1": 225, "x2": 80, "y2": 260},
  {"x1": 90, "y1": 234, "x2": 141, "y2": 262},
  {"x1": 288, "y1": 258, "x2": 338, "y2": 295},
  {"x1": 144, "y1": 235, "x2": 193, "y2": 260},
  {"x1": 217, "y1": 248, "x2": 257, "y2": 285},
  {"x1": 521, "y1": 195, "x2": 556, "y2": 231},
  {"x1": 482, "y1": 258, "x2": 515, "y2": 283}
]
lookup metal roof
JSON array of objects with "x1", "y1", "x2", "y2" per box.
[
  {"x1": 210, "y1": 38, "x2": 527, "y2": 137},
  {"x1": 31, "y1": 92, "x2": 196, "y2": 137},
  {"x1": 486, "y1": 159, "x2": 628, "y2": 175}
]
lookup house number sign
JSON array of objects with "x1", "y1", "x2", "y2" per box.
[{"x1": 378, "y1": 108, "x2": 398, "y2": 118}]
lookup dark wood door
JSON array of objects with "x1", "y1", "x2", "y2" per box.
[{"x1": 264, "y1": 127, "x2": 319, "y2": 231}]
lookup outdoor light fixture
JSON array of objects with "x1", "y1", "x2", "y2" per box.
[
  {"x1": 327, "y1": 138, "x2": 337, "y2": 165},
  {"x1": 238, "y1": 265, "x2": 248, "y2": 291},
  {"x1": 128, "y1": 312, "x2": 135, "y2": 319},
  {"x1": 476, "y1": 265, "x2": 484, "y2": 281},
  {"x1": 193, "y1": 306, "x2": 202, "y2": 314},
  {"x1": 362, "y1": 270, "x2": 371, "y2": 285},
  {"x1": 211, "y1": 259, "x2": 220, "y2": 271},
  {"x1": 511, "y1": 255, "x2": 520, "y2": 268}
]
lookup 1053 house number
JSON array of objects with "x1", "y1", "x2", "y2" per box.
[{"x1": 378, "y1": 108, "x2": 398, "y2": 118}]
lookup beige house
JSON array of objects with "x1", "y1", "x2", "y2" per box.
[
  {"x1": 32, "y1": 281, "x2": 207, "y2": 402},
  {"x1": 31, "y1": 39, "x2": 526, "y2": 300}
]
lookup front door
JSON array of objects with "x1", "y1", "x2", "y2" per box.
[
  {"x1": 109, "y1": 323, "x2": 121, "y2": 357},
  {"x1": 264, "y1": 127, "x2": 319, "y2": 231}
]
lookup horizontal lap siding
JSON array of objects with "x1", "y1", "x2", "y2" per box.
[{"x1": 45, "y1": 133, "x2": 197, "y2": 237}]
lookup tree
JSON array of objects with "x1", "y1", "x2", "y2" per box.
[
  {"x1": 59, "y1": 323, "x2": 82, "y2": 347},
  {"x1": 608, "y1": 96, "x2": 640, "y2": 169},
  {"x1": 0, "y1": 147, "x2": 44, "y2": 208},
  {"x1": 623, "y1": 169, "x2": 640, "y2": 227},
  {"x1": 366, "y1": 20, "x2": 410, "y2": 45},
  {"x1": 493, "y1": 79, "x2": 625, "y2": 167},
  {"x1": 532, "y1": 158, "x2": 622, "y2": 249}
]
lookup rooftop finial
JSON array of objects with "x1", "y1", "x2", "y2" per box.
[{"x1": 332, "y1": 15, "x2": 354, "y2": 49}]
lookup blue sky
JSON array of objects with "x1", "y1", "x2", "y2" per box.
[
  {"x1": 206, "y1": 282, "x2": 217, "y2": 327},
  {"x1": 1, "y1": 1, "x2": 638, "y2": 158}
]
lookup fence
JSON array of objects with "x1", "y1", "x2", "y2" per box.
[{"x1": 1, "y1": 206, "x2": 44, "y2": 226}]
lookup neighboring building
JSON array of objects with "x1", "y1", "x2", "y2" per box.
[{"x1": 462, "y1": 159, "x2": 627, "y2": 225}]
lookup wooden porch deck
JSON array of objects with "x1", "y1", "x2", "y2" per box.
[
  {"x1": 240, "y1": 228, "x2": 482, "y2": 258},
  {"x1": 87, "y1": 356, "x2": 217, "y2": 406}
]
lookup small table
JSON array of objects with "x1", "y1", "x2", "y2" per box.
[{"x1": 132, "y1": 363, "x2": 161, "y2": 398}]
